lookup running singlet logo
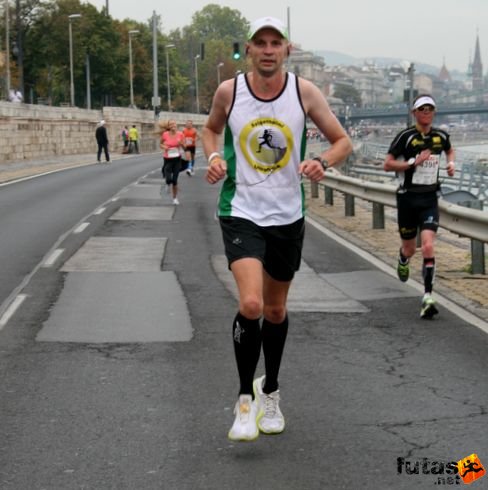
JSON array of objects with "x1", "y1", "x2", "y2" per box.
[{"x1": 239, "y1": 117, "x2": 293, "y2": 174}]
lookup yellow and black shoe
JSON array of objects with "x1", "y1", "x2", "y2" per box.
[{"x1": 397, "y1": 259, "x2": 410, "y2": 282}]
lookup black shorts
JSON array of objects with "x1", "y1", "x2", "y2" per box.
[
  {"x1": 396, "y1": 191, "x2": 439, "y2": 240},
  {"x1": 185, "y1": 146, "x2": 196, "y2": 157},
  {"x1": 219, "y1": 216, "x2": 305, "y2": 282},
  {"x1": 163, "y1": 157, "x2": 181, "y2": 185}
]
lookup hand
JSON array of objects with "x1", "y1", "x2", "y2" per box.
[
  {"x1": 447, "y1": 161, "x2": 455, "y2": 177},
  {"x1": 206, "y1": 157, "x2": 227, "y2": 184},
  {"x1": 418, "y1": 149, "x2": 431, "y2": 164},
  {"x1": 298, "y1": 158, "x2": 326, "y2": 182}
]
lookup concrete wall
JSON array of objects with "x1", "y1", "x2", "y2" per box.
[{"x1": 0, "y1": 102, "x2": 207, "y2": 164}]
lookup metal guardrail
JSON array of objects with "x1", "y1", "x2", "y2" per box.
[
  {"x1": 321, "y1": 172, "x2": 488, "y2": 243},
  {"x1": 351, "y1": 142, "x2": 488, "y2": 205}
]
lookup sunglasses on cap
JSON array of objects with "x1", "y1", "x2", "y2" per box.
[{"x1": 416, "y1": 105, "x2": 435, "y2": 113}]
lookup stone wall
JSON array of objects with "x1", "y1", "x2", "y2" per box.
[{"x1": 0, "y1": 102, "x2": 207, "y2": 164}]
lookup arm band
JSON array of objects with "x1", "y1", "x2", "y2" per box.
[{"x1": 208, "y1": 152, "x2": 221, "y2": 164}]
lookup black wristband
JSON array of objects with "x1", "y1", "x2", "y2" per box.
[{"x1": 313, "y1": 156, "x2": 329, "y2": 170}]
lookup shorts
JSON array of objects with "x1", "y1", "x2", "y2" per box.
[
  {"x1": 219, "y1": 216, "x2": 305, "y2": 282},
  {"x1": 163, "y1": 157, "x2": 181, "y2": 185},
  {"x1": 396, "y1": 191, "x2": 439, "y2": 240},
  {"x1": 185, "y1": 146, "x2": 196, "y2": 157}
]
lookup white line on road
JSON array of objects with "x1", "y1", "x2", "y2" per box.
[
  {"x1": 306, "y1": 215, "x2": 488, "y2": 335},
  {"x1": 43, "y1": 248, "x2": 64, "y2": 267},
  {"x1": 73, "y1": 222, "x2": 90, "y2": 234},
  {"x1": 0, "y1": 294, "x2": 27, "y2": 330},
  {"x1": 94, "y1": 207, "x2": 106, "y2": 215}
]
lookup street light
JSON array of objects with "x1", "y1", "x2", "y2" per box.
[
  {"x1": 165, "y1": 44, "x2": 175, "y2": 111},
  {"x1": 217, "y1": 62, "x2": 224, "y2": 86},
  {"x1": 68, "y1": 13, "x2": 81, "y2": 107},
  {"x1": 194, "y1": 54, "x2": 200, "y2": 114},
  {"x1": 128, "y1": 29, "x2": 139, "y2": 107},
  {"x1": 5, "y1": 0, "x2": 10, "y2": 98}
]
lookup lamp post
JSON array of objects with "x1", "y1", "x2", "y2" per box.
[
  {"x1": 68, "y1": 13, "x2": 81, "y2": 107},
  {"x1": 165, "y1": 44, "x2": 175, "y2": 111},
  {"x1": 128, "y1": 29, "x2": 139, "y2": 107},
  {"x1": 406, "y1": 63, "x2": 415, "y2": 127},
  {"x1": 217, "y1": 62, "x2": 224, "y2": 86},
  {"x1": 194, "y1": 54, "x2": 200, "y2": 114},
  {"x1": 5, "y1": 0, "x2": 10, "y2": 98}
]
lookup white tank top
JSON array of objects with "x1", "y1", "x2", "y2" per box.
[{"x1": 218, "y1": 72, "x2": 307, "y2": 226}]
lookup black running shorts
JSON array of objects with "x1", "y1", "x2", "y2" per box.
[
  {"x1": 396, "y1": 191, "x2": 439, "y2": 240},
  {"x1": 219, "y1": 216, "x2": 305, "y2": 282}
]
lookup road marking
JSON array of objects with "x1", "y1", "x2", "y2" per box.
[
  {"x1": 0, "y1": 294, "x2": 27, "y2": 330},
  {"x1": 73, "y1": 222, "x2": 90, "y2": 234},
  {"x1": 43, "y1": 248, "x2": 64, "y2": 267},
  {"x1": 94, "y1": 207, "x2": 106, "y2": 215},
  {"x1": 306, "y1": 215, "x2": 488, "y2": 335}
]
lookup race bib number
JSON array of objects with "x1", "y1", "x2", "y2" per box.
[
  {"x1": 185, "y1": 137, "x2": 193, "y2": 146},
  {"x1": 168, "y1": 148, "x2": 180, "y2": 158},
  {"x1": 412, "y1": 154, "x2": 440, "y2": 185}
]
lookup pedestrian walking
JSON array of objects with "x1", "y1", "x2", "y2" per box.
[
  {"x1": 202, "y1": 16, "x2": 352, "y2": 442},
  {"x1": 95, "y1": 120, "x2": 110, "y2": 163},
  {"x1": 384, "y1": 94, "x2": 456, "y2": 319},
  {"x1": 128, "y1": 125, "x2": 139, "y2": 154},
  {"x1": 160, "y1": 119, "x2": 185, "y2": 205}
]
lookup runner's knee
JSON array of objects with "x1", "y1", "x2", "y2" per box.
[
  {"x1": 239, "y1": 296, "x2": 263, "y2": 319},
  {"x1": 263, "y1": 305, "x2": 287, "y2": 324}
]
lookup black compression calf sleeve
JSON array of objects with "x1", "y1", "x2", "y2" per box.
[
  {"x1": 422, "y1": 257, "x2": 436, "y2": 294},
  {"x1": 262, "y1": 315, "x2": 289, "y2": 394},
  {"x1": 233, "y1": 312, "x2": 262, "y2": 397}
]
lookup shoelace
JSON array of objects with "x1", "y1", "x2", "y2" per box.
[{"x1": 263, "y1": 392, "x2": 280, "y2": 417}]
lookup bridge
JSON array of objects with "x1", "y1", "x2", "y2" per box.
[{"x1": 344, "y1": 102, "x2": 488, "y2": 123}]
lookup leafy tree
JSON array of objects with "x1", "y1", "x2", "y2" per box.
[
  {"x1": 8, "y1": 0, "x2": 251, "y2": 110},
  {"x1": 180, "y1": 4, "x2": 249, "y2": 113},
  {"x1": 333, "y1": 83, "x2": 362, "y2": 107}
]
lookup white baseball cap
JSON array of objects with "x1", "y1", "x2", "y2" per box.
[
  {"x1": 413, "y1": 95, "x2": 436, "y2": 110},
  {"x1": 248, "y1": 17, "x2": 289, "y2": 40}
]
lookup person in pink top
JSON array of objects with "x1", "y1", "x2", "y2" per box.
[{"x1": 160, "y1": 119, "x2": 185, "y2": 205}]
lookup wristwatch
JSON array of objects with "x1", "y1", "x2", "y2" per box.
[
  {"x1": 313, "y1": 156, "x2": 329, "y2": 170},
  {"x1": 408, "y1": 157, "x2": 416, "y2": 167}
]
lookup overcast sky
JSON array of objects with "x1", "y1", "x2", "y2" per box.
[{"x1": 86, "y1": 0, "x2": 487, "y2": 73}]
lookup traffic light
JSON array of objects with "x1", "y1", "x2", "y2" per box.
[{"x1": 232, "y1": 42, "x2": 240, "y2": 60}]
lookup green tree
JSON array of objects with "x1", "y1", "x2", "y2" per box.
[
  {"x1": 180, "y1": 4, "x2": 249, "y2": 113},
  {"x1": 333, "y1": 83, "x2": 362, "y2": 107}
]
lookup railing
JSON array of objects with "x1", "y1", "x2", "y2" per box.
[
  {"x1": 350, "y1": 142, "x2": 488, "y2": 205},
  {"x1": 310, "y1": 172, "x2": 487, "y2": 274}
]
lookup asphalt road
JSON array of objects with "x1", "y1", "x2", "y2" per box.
[
  {"x1": 0, "y1": 155, "x2": 163, "y2": 314},
  {"x1": 0, "y1": 155, "x2": 487, "y2": 490}
]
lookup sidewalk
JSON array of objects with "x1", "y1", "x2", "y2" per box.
[
  {"x1": 1, "y1": 154, "x2": 487, "y2": 324},
  {"x1": 305, "y1": 183, "x2": 488, "y2": 324}
]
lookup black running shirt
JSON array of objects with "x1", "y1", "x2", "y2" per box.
[{"x1": 387, "y1": 125, "x2": 452, "y2": 193}]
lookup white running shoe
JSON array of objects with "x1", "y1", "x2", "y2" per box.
[
  {"x1": 420, "y1": 293, "x2": 438, "y2": 319},
  {"x1": 253, "y1": 376, "x2": 285, "y2": 434},
  {"x1": 228, "y1": 394, "x2": 259, "y2": 442},
  {"x1": 173, "y1": 198, "x2": 179, "y2": 205}
]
